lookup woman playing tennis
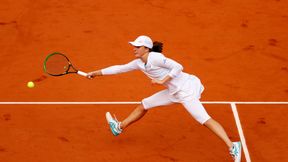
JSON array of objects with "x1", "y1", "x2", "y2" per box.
[{"x1": 87, "y1": 35, "x2": 242, "y2": 161}]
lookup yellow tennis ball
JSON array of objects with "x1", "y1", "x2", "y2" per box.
[{"x1": 27, "y1": 81, "x2": 35, "y2": 88}]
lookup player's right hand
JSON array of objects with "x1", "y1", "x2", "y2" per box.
[
  {"x1": 86, "y1": 70, "x2": 103, "y2": 79},
  {"x1": 86, "y1": 72, "x2": 95, "y2": 79}
]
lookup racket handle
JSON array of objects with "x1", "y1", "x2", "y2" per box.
[{"x1": 77, "y1": 71, "x2": 88, "y2": 77}]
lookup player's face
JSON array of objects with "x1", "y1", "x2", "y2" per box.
[{"x1": 133, "y1": 46, "x2": 149, "y2": 58}]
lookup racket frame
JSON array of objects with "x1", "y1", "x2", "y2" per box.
[{"x1": 43, "y1": 52, "x2": 87, "y2": 77}]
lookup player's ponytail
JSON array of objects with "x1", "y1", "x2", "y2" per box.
[{"x1": 150, "y1": 41, "x2": 163, "y2": 53}]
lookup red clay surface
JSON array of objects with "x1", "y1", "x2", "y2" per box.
[
  {"x1": 237, "y1": 104, "x2": 288, "y2": 161},
  {"x1": 0, "y1": 0, "x2": 288, "y2": 161}
]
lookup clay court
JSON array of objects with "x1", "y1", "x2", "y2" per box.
[{"x1": 0, "y1": 0, "x2": 288, "y2": 161}]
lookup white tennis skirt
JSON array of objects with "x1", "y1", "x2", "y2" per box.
[{"x1": 142, "y1": 75, "x2": 211, "y2": 124}]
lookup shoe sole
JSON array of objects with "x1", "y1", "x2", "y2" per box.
[{"x1": 106, "y1": 112, "x2": 113, "y2": 124}]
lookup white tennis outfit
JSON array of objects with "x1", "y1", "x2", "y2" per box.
[{"x1": 101, "y1": 52, "x2": 211, "y2": 124}]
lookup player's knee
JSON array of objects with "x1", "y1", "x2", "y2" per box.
[
  {"x1": 195, "y1": 115, "x2": 211, "y2": 125},
  {"x1": 203, "y1": 117, "x2": 213, "y2": 126},
  {"x1": 138, "y1": 104, "x2": 148, "y2": 112}
]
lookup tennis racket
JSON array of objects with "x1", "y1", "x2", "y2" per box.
[{"x1": 43, "y1": 52, "x2": 88, "y2": 77}]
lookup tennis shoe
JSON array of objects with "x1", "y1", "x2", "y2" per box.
[
  {"x1": 106, "y1": 112, "x2": 122, "y2": 136},
  {"x1": 230, "y1": 141, "x2": 242, "y2": 162}
]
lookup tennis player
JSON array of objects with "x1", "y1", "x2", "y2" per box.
[{"x1": 87, "y1": 35, "x2": 242, "y2": 161}]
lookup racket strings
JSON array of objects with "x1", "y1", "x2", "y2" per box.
[{"x1": 45, "y1": 54, "x2": 70, "y2": 75}]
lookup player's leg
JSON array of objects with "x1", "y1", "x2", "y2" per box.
[
  {"x1": 204, "y1": 117, "x2": 242, "y2": 161},
  {"x1": 182, "y1": 99, "x2": 241, "y2": 161},
  {"x1": 121, "y1": 89, "x2": 174, "y2": 129},
  {"x1": 120, "y1": 104, "x2": 147, "y2": 129},
  {"x1": 182, "y1": 99, "x2": 233, "y2": 148},
  {"x1": 204, "y1": 118, "x2": 233, "y2": 148},
  {"x1": 106, "y1": 89, "x2": 173, "y2": 135}
]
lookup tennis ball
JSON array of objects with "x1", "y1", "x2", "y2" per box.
[{"x1": 27, "y1": 81, "x2": 35, "y2": 88}]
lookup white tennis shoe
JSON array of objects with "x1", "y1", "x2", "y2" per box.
[
  {"x1": 230, "y1": 141, "x2": 242, "y2": 162},
  {"x1": 105, "y1": 112, "x2": 122, "y2": 136}
]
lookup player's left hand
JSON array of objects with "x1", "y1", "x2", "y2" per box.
[
  {"x1": 151, "y1": 79, "x2": 164, "y2": 85},
  {"x1": 151, "y1": 75, "x2": 172, "y2": 85}
]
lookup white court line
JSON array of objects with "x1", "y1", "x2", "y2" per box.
[
  {"x1": 0, "y1": 101, "x2": 287, "y2": 104},
  {"x1": 231, "y1": 103, "x2": 251, "y2": 162}
]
